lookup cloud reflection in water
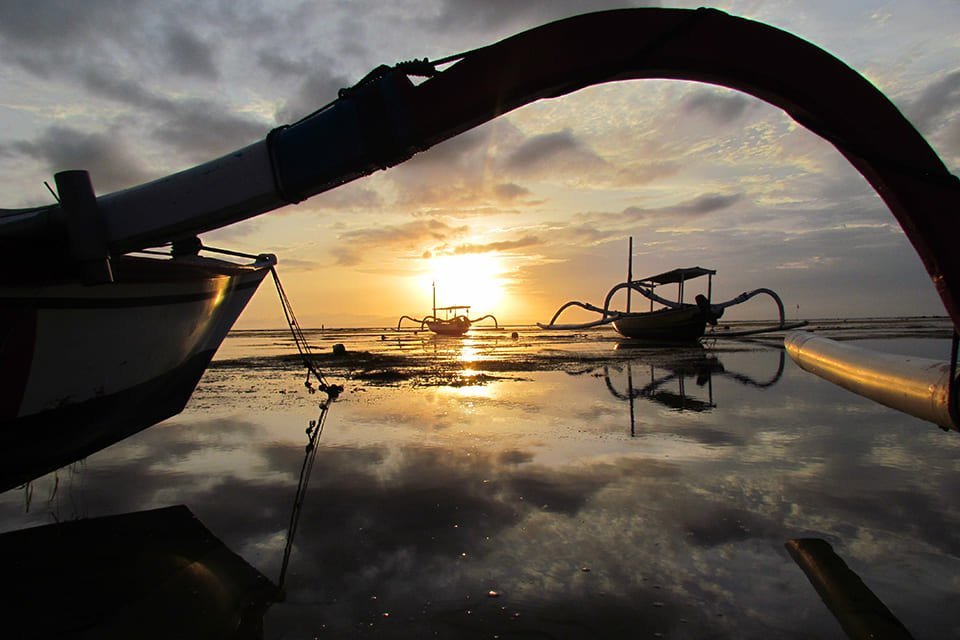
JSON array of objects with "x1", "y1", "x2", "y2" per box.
[{"x1": 1, "y1": 331, "x2": 959, "y2": 637}]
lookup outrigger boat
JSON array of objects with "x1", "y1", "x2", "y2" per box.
[
  {"x1": 538, "y1": 238, "x2": 805, "y2": 342},
  {"x1": 396, "y1": 283, "x2": 498, "y2": 336},
  {"x1": 1, "y1": 234, "x2": 276, "y2": 482},
  {"x1": 1, "y1": 6, "x2": 959, "y2": 458}
]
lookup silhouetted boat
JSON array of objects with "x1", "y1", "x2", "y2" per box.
[
  {"x1": 397, "y1": 282, "x2": 498, "y2": 336},
  {"x1": 539, "y1": 239, "x2": 804, "y2": 342}
]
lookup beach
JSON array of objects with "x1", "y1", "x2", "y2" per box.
[{"x1": 1, "y1": 318, "x2": 958, "y2": 638}]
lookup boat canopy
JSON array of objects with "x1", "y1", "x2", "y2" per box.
[{"x1": 638, "y1": 267, "x2": 716, "y2": 286}]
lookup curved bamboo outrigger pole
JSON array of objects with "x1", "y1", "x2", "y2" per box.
[{"x1": 5, "y1": 8, "x2": 958, "y2": 329}]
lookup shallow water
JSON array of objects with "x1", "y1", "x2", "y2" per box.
[{"x1": 2, "y1": 319, "x2": 959, "y2": 638}]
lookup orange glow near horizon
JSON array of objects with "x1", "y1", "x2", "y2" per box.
[{"x1": 420, "y1": 253, "x2": 508, "y2": 316}]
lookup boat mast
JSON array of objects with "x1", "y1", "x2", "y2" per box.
[
  {"x1": 626, "y1": 236, "x2": 633, "y2": 314},
  {"x1": 432, "y1": 281, "x2": 437, "y2": 317}
]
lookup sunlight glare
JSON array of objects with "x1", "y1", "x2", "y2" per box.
[{"x1": 422, "y1": 253, "x2": 506, "y2": 314}]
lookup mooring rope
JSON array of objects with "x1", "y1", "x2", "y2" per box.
[
  {"x1": 266, "y1": 264, "x2": 343, "y2": 593},
  {"x1": 278, "y1": 396, "x2": 332, "y2": 592},
  {"x1": 269, "y1": 265, "x2": 343, "y2": 397}
]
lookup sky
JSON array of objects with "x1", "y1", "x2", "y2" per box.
[{"x1": 1, "y1": 0, "x2": 958, "y2": 328}]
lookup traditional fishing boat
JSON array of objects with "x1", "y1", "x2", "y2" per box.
[
  {"x1": 1, "y1": 7, "x2": 958, "y2": 450},
  {"x1": 396, "y1": 283, "x2": 498, "y2": 336},
  {"x1": 538, "y1": 239, "x2": 804, "y2": 342},
  {"x1": 0, "y1": 230, "x2": 275, "y2": 482}
]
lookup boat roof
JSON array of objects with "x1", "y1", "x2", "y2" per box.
[
  {"x1": 435, "y1": 305, "x2": 470, "y2": 311},
  {"x1": 638, "y1": 266, "x2": 716, "y2": 285}
]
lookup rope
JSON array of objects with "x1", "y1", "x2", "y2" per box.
[
  {"x1": 278, "y1": 397, "x2": 332, "y2": 592},
  {"x1": 268, "y1": 264, "x2": 343, "y2": 592},
  {"x1": 269, "y1": 265, "x2": 343, "y2": 398}
]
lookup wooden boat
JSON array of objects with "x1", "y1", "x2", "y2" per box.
[
  {"x1": 613, "y1": 304, "x2": 712, "y2": 342},
  {"x1": 425, "y1": 306, "x2": 474, "y2": 336},
  {"x1": 397, "y1": 283, "x2": 498, "y2": 336},
  {"x1": 539, "y1": 239, "x2": 801, "y2": 342},
  {"x1": 0, "y1": 247, "x2": 275, "y2": 486}
]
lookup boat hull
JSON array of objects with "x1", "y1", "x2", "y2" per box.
[
  {"x1": 426, "y1": 317, "x2": 471, "y2": 336},
  {"x1": 0, "y1": 253, "x2": 274, "y2": 486},
  {"x1": 613, "y1": 306, "x2": 707, "y2": 342}
]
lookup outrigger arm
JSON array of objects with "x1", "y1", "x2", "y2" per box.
[{"x1": 396, "y1": 312, "x2": 499, "y2": 331}]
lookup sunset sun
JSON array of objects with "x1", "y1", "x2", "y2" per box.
[{"x1": 422, "y1": 253, "x2": 506, "y2": 315}]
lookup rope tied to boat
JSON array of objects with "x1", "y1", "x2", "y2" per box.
[
  {"x1": 266, "y1": 263, "x2": 343, "y2": 593},
  {"x1": 269, "y1": 265, "x2": 344, "y2": 400}
]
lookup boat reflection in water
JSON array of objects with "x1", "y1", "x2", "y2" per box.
[
  {"x1": 600, "y1": 344, "x2": 785, "y2": 435},
  {"x1": 0, "y1": 398, "x2": 333, "y2": 639},
  {"x1": 0, "y1": 505, "x2": 278, "y2": 639}
]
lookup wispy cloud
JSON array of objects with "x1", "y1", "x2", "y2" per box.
[
  {"x1": 333, "y1": 218, "x2": 470, "y2": 265},
  {"x1": 681, "y1": 89, "x2": 753, "y2": 125},
  {"x1": 907, "y1": 69, "x2": 960, "y2": 132},
  {"x1": 448, "y1": 235, "x2": 542, "y2": 255},
  {"x1": 433, "y1": 0, "x2": 656, "y2": 32},
  {"x1": 502, "y1": 129, "x2": 606, "y2": 175},
  {"x1": 622, "y1": 192, "x2": 744, "y2": 221}
]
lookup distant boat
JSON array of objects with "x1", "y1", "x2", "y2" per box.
[
  {"x1": 397, "y1": 282, "x2": 498, "y2": 336},
  {"x1": 423, "y1": 305, "x2": 475, "y2": 336},
  {"x1": 539, "y1": 238, "x2": 804, "y2": 342}
]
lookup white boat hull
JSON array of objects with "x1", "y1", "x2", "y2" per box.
[{"x1": 0, "y1": 253, "x2": 275, "y2": 489}]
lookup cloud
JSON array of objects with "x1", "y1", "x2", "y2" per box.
[
  {"x1": 80, "y1": 68, "x2": 173, "y2": 112},
  {"x1": 0, "y1": 0, "x2": 143, "y2": 48},
  {"x1": 907, "y1": 69, "x2": 960, "y2": 132},
  {"x1": 149, "y1": 99, "x2": 269, "y2": 159},
  {"x1": 681, "y1": 89, "x2": 752, "y2": 125},
  {"x1": 433, "y1": 0, "x2": 655, "y2": 32},
  {"x1": 502, "y1": 128, "x2": 606, "y2": 175},
  {"x1": 75, "y1": 66, "x2": 269, "y2": 159},
  {"x1": 12, "y1": 125, "x2": 153, "y2": 192},
  {"x1": 448, "y1": 235, "x2": 542, "y2": 255},
  {"x1": 623, "y1": 192, "x2": 743, "y2": 220},
  {"x1": 493, "y1": 182, "x2": 531, "y2": 201},
  {"x1": 163, "y1": 25, "x2": 219, "y2": 79},
  {"x1": 269, "y1": 62, "x2": 350, "y2": 123},
  {"x1": 333, "y1": 218, "x2": 470, "y2": 265}
]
